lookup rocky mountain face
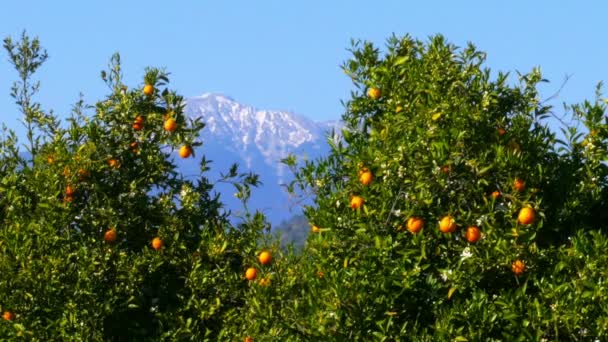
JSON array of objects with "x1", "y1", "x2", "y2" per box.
[{"x1": 176, "y1": 93, "x2": 341, "y2": 225}]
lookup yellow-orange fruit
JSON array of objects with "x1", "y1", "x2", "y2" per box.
[
  {"x1": 406, "y1": 217, "x2": 424, "y2": 234},
  {"x1": 518, "y1": 207, "x2": 536, "y2": 225},
  {"x1": 151, "y1": 237, "x2": 163, "y2": 250},
  {"x1": 179, "y1": 145, "x2": 193, "y2": 158},
  {"x1": 258, "y1": 251, "x2": 272, "y2": 265},
  {"x1": 439, "y1": 215, "x2": 457, "y2": 233},
  {"x1": 465, "y1": 226, "x2": 481, "y2": 243},
  {"x1": 367, "y1": 87, "x2": 381, "y2": 100},
  {"x1": 512, "y1": 259, "x2": 525, "y2": 276},
  {"x1": 350, "y1": 196, "x2": 364, "y2": 210},
  {"x1": 245, "y1": 267, "x2": 257, "y2": 281}
]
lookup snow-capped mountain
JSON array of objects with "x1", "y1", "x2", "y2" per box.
[{"x1": 177, "y1": 93, "x2": 341, "y2": 224}]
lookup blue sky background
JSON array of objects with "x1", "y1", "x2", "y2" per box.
[{"x1": 1, "y1": 1, "x2": 606, "y2": 140}]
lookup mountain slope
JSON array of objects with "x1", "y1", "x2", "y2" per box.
[{"x1": 176, "y1": 93, "x2": 340, "y2": 224}]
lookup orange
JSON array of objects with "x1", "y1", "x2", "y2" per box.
[
  {"x1": 104, "y1": 228, "x2": 117, "y2": 243},
  {"x1": 65, "y1": 185, "x2": 75, "y2": 196},
  {"x1": 359, "y1": 170, "x2": 373, "y2": 186},
  {"x1": 512, "y1": 259, "x2": 525, "y2": 276},
  {"x1": 130, "y1": 142, "x2": 139, "y2": 153},
  {"x1": 465, "y1": 226, "x2": 481, "y2": 243},
  {"x1": 491, "y1": 190, "x2": 501, "y2": 199},
  {"x1": 143, "y1": 84, "x2": 154, "y2": 96},
  {"x1": 497, "y1": 127, "x2": 506, "y2": 136},
  {"x1": 151, "y1": 237, "x2": 163, "y2": 250},
  {"x1": 311, "y1": 225, "x2": 320, "y2": 233},
  {"x1": 108, "y1": 159, "x2": 120, "y2": 169},
  {"x1": 164, "y1": 118, "x2": 177, "y2": 132},
  {"x1": 179, "y1": 145, "x2": 193, "y2": 158},
  {"x1": 133, "y1": 115, "x2": 144, "y2": 130},
  {"x1": 367, "y1": 87, "x2": 381, "y2": 100},
  {"x1": 439, "y1": 215, "x2": 457, "y2": 233},
  {"x1": 406, "y1": 217, "x2": 424, "y2": 234},
  {"x1": 47, "y1": 155, "x2": 55, "y2": 164},
  {"x1": 258, "y1": 251, "x2": 272, "y2": 265},
  {"x1": 245, "y1": 267, "x2": 257, "y2": 281},
  {"x1": 513, "y1": 178, "x2": 525, "y2": 192},
  {"x1": 518, "y1": 207, "x2": 536, "y2": 225},
  {"x1": 244, "y1": 337, "x2": 253, "y2": 342},
  {"x1": 350, "y1": 196, "x2": 364, "y2": 210},
  {"x1": 2, "y1": 311, "x2": 14, "y2": 321}
]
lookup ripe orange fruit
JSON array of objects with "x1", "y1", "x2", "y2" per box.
[
  {"x1": 350, "y1": 196, "x2": 364, "y2": 210},
  {"x1": 244, "y1": 336, "x2": 253, "y2": 342},
  {"x1": 498, "y1": 127, "x2": 506, "y2": 136},
  {"x1": 2, "y1": 311, "x2": 14, "y2": 321},
  {"x1": 258, "y1": 251, "x2": 272, "y2": 265},
  {"x1": 130, "y1": 142, "x2": 139, "y2": 153},
  {"x1": 65, "y1": 185, "x2": 75, "y2": 196},
  {"x1": 367, "y1": 87, "x2": 381, "y2": 100},
  {"x1": 151, "y1": 237, "x2": 163, "y2": 250},
  {"x1": 133, "y1": 115, "x2": 144, "y2": 130},
  {"x1": 311, "y1": 225, "x2": 320, "y2": 233},
  {"x1": 178, "y1": 145, "x2": 193, "y2": 158},
  {"x1": 164, "y1": 118, "x2": 177, "y2": 132},
  {"x1": 406, "y1": 217, "x2": 424, "y2": 234},
  {"x1": 132, "y1": 122, "x2": 143, "y2": 131},
  {"x1": 465, "y1": 226, "x2": 481, "y2": 243},
  {"x1": 513, "y1": 178, "x2": 525, "y2": 192},
  {"x1": 439, "y1": 215, "x2": 457, "y2": 233},
  {"x1": 491, "y1": 190, "x2": 501, "y2": 199},
  {"x1": 512, "y1": 259, "x2": 525, "y2": 276},
  {"x1": 47, "y1": 155, "x2": 55, "y2": 164},
  {"x1": 359, "y1": 170, "x2": 373, "y2": 186},
  {"x1": 245, "y1": 267, "x2": 257, "y2": 281},
  {"x1": 518, "y1": 207, "x2": 536, "y2": 225},
  {"x1": 143, "y1": 84, "x2": 154, "y2": 96},
  {"x1": 104, "y1": 228, "x2": 117, "y2": 243},
  {"x1": 108, "y1": 159, "x2": 120, "y2": 169}
]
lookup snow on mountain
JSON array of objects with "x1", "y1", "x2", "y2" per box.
[{"x1": 180, "y1": 93, "x2": 341, "y2": 224}]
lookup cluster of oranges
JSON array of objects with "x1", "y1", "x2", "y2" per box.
[
  {"x1": 138, "y1": 84, "x2": 193, "y2": 159},
  {"x1": 101, "y1": 226, "x2": 163, "y2": 251},
  {"x1": 245, "y1": 251, "x2": 272, "y2": 282},
  {"x1": 346, "y1": 152, "x2": 536, "y2": 277}
]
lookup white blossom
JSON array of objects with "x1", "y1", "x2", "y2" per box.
[{"x1": 461, "y1": 247, "x2": 473, "y2": 260}]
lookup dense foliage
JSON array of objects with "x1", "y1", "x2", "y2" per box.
[
  {"x1": 0, "y1": 32, "x2": 272, "y2": 341},
  {"x1": 1, "y1": 32, "x2": 607, "y2": 341},
  {"x1": 272, "y1": 35, "x2": 608, "y2": 340}
]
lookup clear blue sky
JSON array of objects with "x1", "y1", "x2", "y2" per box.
[{"x1": 1, "y1": 1, "x2": 606, "y2": 140}]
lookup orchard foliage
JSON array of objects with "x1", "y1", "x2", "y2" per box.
[
  {"x1": 1, "y1": 32, "x2": 608, "y2": 341},
  {"x1": 274, "y1": 35, "x2": 608, "y2": 340},
  {"x1": 0, "y1": 32, "x2": 272, "y2": 341}
]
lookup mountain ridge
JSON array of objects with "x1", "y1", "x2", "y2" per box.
[{"x1": 178, "y1": 93, "x2": 341, "y2": 224}]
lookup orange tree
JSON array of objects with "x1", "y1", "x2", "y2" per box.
[
  {"x1": 237, "y1": 35, "x2": 608, "y2": 340},
  {"x1": 0, "y1": 33, "x2": 274, "y2": 340}
]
